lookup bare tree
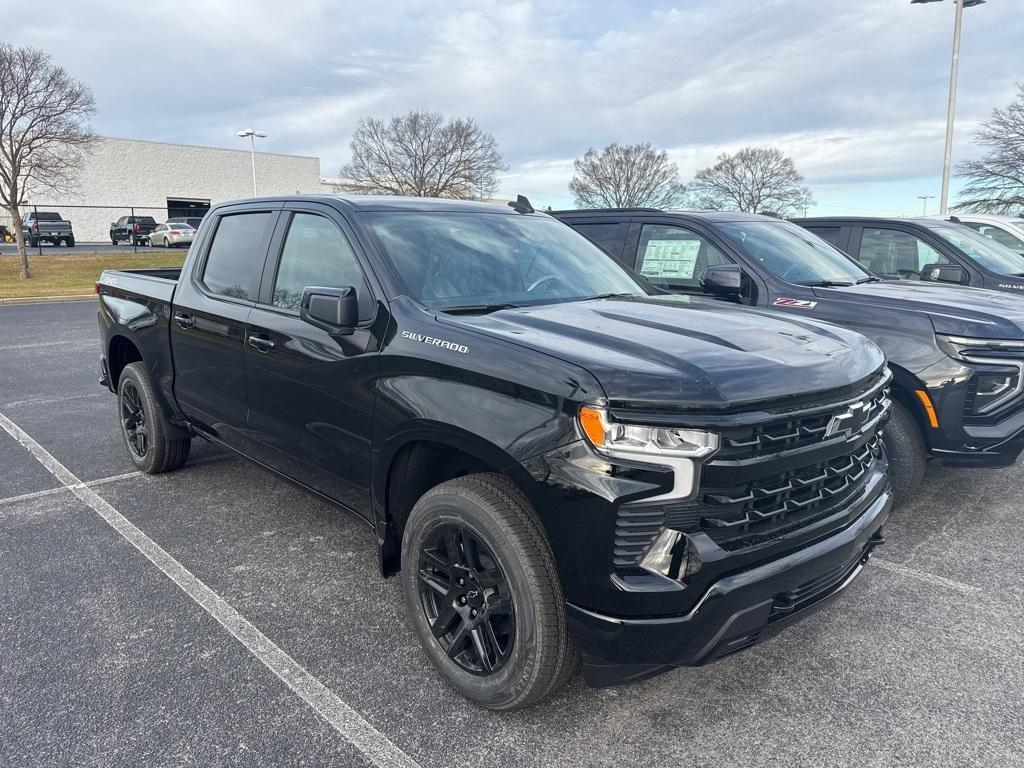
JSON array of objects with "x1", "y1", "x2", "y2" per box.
[
  {"x1": 340, "y1": 110, "x2": 506, "y2": 199},
  {"x1": 0, "y1": 43, "x2": 96, "y2": 279},
  {"x1": 687, "y1": 147, "x2": 815, "y2": 216},
  {"x1": 955, "y1": 85, "x2": 1024, "y2": 213},
  {"x1": 569, "y1": 143, "x2": 687, "y2": 209}
]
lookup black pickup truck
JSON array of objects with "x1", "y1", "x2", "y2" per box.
[
  {"x1": 793, "y1": 216, "x2": 1024, "y2": 294},
  {"x1": 557, "y1": 209, "x2": 1024, "y2": 504},
  {"x1": 110, "y1": 215, "x2": 158, "y2": 246},
  {"x1": 97, "y1": 195, "x2": 892, "y2": 710}
]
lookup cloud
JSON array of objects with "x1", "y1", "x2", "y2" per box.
[{"x1": 7, "y1": 0, "x2": 1020, "y2": 212}]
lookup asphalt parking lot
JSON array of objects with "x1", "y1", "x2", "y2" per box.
[{"x1": 1, "y1": 300, "x2": 1022, "y2": 768}]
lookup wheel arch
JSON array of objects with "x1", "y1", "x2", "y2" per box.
[
  {"x1": 374, "y1": 424, "x2": 536, "y2": 577},
  {"x1": 886, "y1": 363, "x2": 932, "y2": 451}
]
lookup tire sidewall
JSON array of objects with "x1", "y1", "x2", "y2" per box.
[
  {"x1": 401, "y1": 492, "x2": 542, "y2": 709},
  {"x1": 117, "y1": 364, "x2": 162, "y2": 473},
  {"x1": 882, "y1": 399, "x2": 927, "y2": 506}
]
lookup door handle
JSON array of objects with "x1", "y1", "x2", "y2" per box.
[
  {"x1": 173, "y1": 313, "x2": 195, "y2": 329},
  {"x1": 247, "y1": 334, "x2": 275, "y2": 352}
]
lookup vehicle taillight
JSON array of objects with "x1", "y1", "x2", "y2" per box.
[
  {"x1": 95, "y1": 281, "x2": 102, "y2": 294},
  {"x1": 134, "y1": 223, "x2": 141, "y2": 233},
  {"x1": 31, "y1": 221, "x2": 38, "y2": 232}
]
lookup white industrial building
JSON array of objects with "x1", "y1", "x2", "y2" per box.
[{"x1": 25, "y1": 137, "x2": 321, "y2": 242}]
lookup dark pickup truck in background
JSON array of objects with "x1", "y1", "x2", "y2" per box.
[
  {"x1": 557, "y1": 209, "x2": 1024, "y2": 503},
  {"x1": 22, "y1": 210, "x2": 74, "y2": 247},
  {"x1": 97, "y1": 195, "x2": 892, "y2": 710},
  {"x1": 110, "y1": 215, "x2": 158, "y2": 245},
  {"x1": 793, "y1": 216, "x2": 1024, "y2": 294}
]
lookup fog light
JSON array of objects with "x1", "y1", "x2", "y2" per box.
[{"x1": 639, "y1": 529, "x2": 702, "y2": 581}]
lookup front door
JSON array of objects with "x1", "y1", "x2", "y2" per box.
[
  {"x1": 169, "y1": 206, "x2": 279, "y2": 447},
  {"x1": 243, "y1": 204, "x2": 385, "y2": 519}
]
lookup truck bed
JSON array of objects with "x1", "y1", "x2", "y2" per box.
[{"x1": 98, "y1": 267, "x2": 182, "y2": 303}]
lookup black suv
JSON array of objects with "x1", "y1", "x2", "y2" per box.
[
  {"x1": 793, "y1": 216, "x2": 1024, "y2": 294},
  {"x1": 557, "y1": 209, "x2": 1024, "y2": 503}
]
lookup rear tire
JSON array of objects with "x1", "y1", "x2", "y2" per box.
[
  {"x1": 117, "y1": 362, "x2": 191, "y2": 474},
  {"x1": 882, "y1": 400, "x2": 927, "y2": 507},
  {"x1": 401, "y1": 473, "x2": 576, "y2": 711}
]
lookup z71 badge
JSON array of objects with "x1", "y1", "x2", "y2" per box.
[{"x1": 774, "y1": 297, "x2": 818, "y2": 309}]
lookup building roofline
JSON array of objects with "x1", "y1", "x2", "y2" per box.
[{"x1": 97, "y1": 135, "x2": 319, "y2": 161}]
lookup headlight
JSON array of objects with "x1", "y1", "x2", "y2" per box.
[
  {"x1": 578, "y1": 406, "x2": 719, "y2": 502},
  {"x1": 936, "y1": 334, "x2": 1024, "y2": 415}
]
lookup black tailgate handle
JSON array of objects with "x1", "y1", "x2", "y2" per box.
[{"x1": 173, "y1": 313, "x2": 195, "y2": 329}]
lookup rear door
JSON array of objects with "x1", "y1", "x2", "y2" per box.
[
  {"x1": 242, "y1": 202, "x2": 386, "y2": 519},
  {"x1": 169, "y1": 204, "x2": 280, "y2": 448}
]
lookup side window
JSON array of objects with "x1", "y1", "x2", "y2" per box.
[
  {"x1": 635, "y1": 224, "x2": 730, "y2": 290},
  {"x1": 857, "y1": 228, "x2": 950, "y2": 279},
  {"x1": 964, "y1": 223, "x2": 1024, "y2": 255},
  {"x1": 201, "y1": 212, "x2": 273, "y2": 301},
  {"x1": 272, "y1": 212, "x2": 373, "y2": 321},
  {"x1": 804, "y1": 226, "x2": 842, "y2": 247},
  {"x1": 573, "y1": 222, "x2": 628, "y2": 260}
]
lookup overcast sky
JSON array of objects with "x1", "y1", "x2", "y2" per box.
[{"x1": 10, "y1": 0, "x2": 1022, "y2": 214}]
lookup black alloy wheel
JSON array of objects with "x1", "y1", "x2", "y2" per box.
[
  {"x1": 417, "y1": 522, "x2": 516, "y2": 675},
  {"x1": 119, "y1": 378, "x2": 148, "y2": 459}
]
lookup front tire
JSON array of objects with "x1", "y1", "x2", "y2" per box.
[
  {"x1": 883, "y1": 399, "x2": 927, "y2": 507},
  {"x1": 400, "y1": 473, "x2": 576, "y2": 710},
  {"x1": 117, "y1": 362, "x2": 191, "y2": 474}
]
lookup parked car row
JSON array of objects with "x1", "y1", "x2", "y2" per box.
[
  {"x1": 94, "y1": 194, "x2": 1024, "y2": 711},
  {"x1": 110, "y1": 216, "x2": 199, "y2": 247}
]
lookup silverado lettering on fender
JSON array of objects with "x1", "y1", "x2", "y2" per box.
[{"x1": 97, "y1": 195, "x2": 893, "y2": 710}]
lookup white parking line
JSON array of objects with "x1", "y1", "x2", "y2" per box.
[
  {"x1": 0, "y1": 410, "x2": 421, "y2": 768},
  {"x1": 871, "y1": 557, "x2": 981, "y2": 595},
  {"x1": 0, "y1": 471, "x2": 144, "y2": 507}
]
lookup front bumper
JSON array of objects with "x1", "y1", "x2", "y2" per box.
[{"x1": 568, "y1": 485, "x2": 891, "y2": 687}]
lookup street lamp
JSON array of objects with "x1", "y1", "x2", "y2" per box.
[
  {"x1": 917, "y1": 194, "x2": 936, "y2": 215},
  {"x1": 911, "y1": 0, "x2": 986, "y2": 215},
  {"x1": 237, "y1": 129, "x2": 267, "y2": 196}
]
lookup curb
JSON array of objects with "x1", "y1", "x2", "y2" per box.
[{"x1": 0, "y1": 294, "x2": 97, "y2": 305}]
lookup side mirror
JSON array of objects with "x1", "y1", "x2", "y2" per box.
[
  {"x1": 700, "y1": 264, "x2": 744, "y2": 299},
  {"x1": 300, "y1": 285, "x2": 358, "y2": 336},
  {"x1": 920, "y1": 263, "x2": 968, "y2": 285}
]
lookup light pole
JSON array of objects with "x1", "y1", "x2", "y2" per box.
[
  {"x1": 917, "y1": 194, "x2": 936, "y2": 215},
  {"x1": 237, "y1": 129, "x2": 267, "y2": 196},
  {"x1": 911, "y1": 0, "x2": 986, "y2": 215}
]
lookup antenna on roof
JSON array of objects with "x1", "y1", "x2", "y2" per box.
[
  {"x1": 757, "y1": 210, "x2": 782, "y2": 218},
  {"x1": 508, "y1": 195, "x2": 535, "y2": 214},
  {"x1": 948, "y1": 215, "x2": 962, "y2": 223}
]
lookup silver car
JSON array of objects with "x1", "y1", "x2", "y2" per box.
[{"x1": 149, "y1": 222, "x2": 195, "y2": 248}]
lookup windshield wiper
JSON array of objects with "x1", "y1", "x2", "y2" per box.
[
  {"x1": 580, "y1": 292, "x2": 637, "y2": 301},
  {"x1": 795, "y1": 280, "x2": 854, "y2": 288},
  {"x1": 437, "y1": 303, "x2": 520, "y2": 315},
  {"x1": 855, "y1": 276, "x2": 883, "y2": 284}
]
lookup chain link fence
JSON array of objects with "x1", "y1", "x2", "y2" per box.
[{"x1": 0, "y1": 203, "x2": 208, "y2": 255}]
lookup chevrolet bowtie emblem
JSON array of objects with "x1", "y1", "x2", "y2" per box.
[{"x1": 825, "y1": 401, "x2": 869, "y2": 439}]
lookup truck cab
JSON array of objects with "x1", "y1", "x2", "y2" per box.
[{"x1": 557, "y1": 209, "x2": 1024, "y2": 504}]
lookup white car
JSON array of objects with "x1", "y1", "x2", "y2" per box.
[
  {"x1": 933, "y1": 214, "x2": 1024, "y2": 256},
  {"x1": 148, "y1": 222, "x2": 195, "y2": 248}
]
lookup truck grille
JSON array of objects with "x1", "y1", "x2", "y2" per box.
[{"x1": 613, "y1": 370, "x2": 891, "y2": 565}]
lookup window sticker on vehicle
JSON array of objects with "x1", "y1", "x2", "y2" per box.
[
  {"x1": 774, "y1": 297, "x2": 818, "y2": 309},
  {"x1": 640, "y1": 239, "x2": 701, "y2": 279}
]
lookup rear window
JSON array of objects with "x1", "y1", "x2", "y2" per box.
[
  {"x1": 572, "y1": 222, "x2": 628, "y2": 259},
  {"x1": 35, "y1": 212, "x2": 62, "y2": 221},
  {"x1": 803, "y1": 226, "x2": 842, "y2": 247},
  {"x1": 200, "y1": 212, "x2": 274, "y2": 301},
  {"x1": 134, "y1": 216, "x2": 157, "y2": 225}
]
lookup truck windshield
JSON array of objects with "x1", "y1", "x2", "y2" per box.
[
  {"x1": 363, "y1": 212, "x2": 646, "y2": 310},
  {"x1": 718, "y1": 220, "x2": 872, "y2": 286},
  {"x1": 933, "y1": 225, "x2": 1024, "y2": 276}
]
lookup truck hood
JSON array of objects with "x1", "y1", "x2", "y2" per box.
[
  {"x1": 813, "y1": 281, "x2": 1024, "y2": 338},
  {"x1": 440, "y1": 296, "x2": 883, "y2": 412}
]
